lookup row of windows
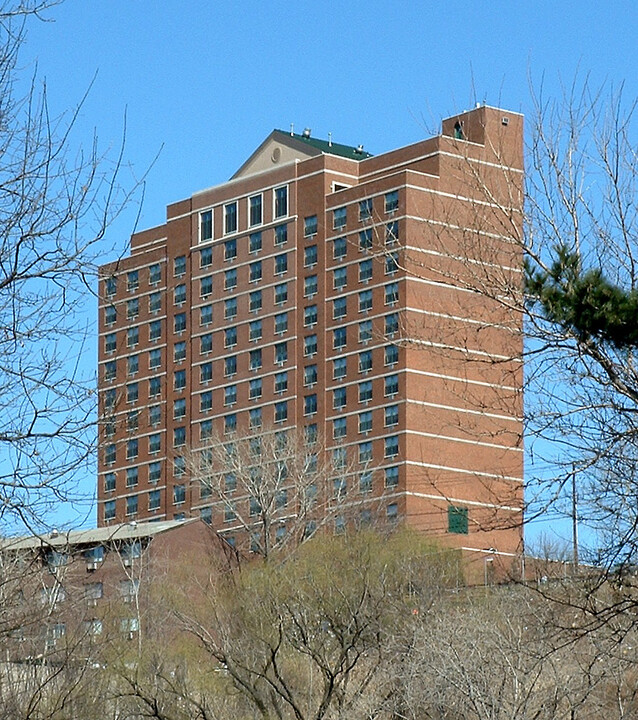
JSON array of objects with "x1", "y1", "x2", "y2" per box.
[
  {"x1": 330, "y1": 191, "x2": 399, "y2": 231},
  {"x1": 331, "y1": 221, "x2": 398, "y2": 260},
  {"x1": 200, "y1": 186, "x2": 288, "y2": 242},
  {"x1": 105, "y1": 263, "x2": 163, "y2": 298}
]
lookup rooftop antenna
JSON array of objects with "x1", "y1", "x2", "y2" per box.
[
  {"x1": 328, "y1": 132, "x2": 332, "y2": 147},
  {"x1": 290, "y1": 123, "x2": 294, "y2": 136},
  {"x1": 302, "y1": 127, "x2": 311, "y2": 138}
]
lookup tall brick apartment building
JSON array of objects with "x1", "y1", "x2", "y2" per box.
[{"x1": 98, "y1": 105, "x2": 524, "y2": 561}]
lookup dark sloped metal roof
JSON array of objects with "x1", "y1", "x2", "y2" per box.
[{"x1": 275, "y1": 130, "x2": 373, "y2": 160}]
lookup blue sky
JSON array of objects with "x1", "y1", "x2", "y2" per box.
[{"x1": 18, "y1": 0, "x2": 638, "y2": 541}]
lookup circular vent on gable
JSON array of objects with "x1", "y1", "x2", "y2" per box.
[{"x1": 271, "y1": 147, "x2": 281, "y2": 163}]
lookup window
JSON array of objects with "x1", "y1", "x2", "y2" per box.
[
  {"x1": 174, "y1": 255, "x2": 186, "y2": 277},
  {"x1": 200, "y1": 333, "x2": 212, "y2": 354},
  {"x1": 249, "y1": 260, "x2": 262, "y2": 283},
  {"x1": 224, "y1": 201, "x2": 237, "y2": 234},
  {"x1": 127, "y1": 439, "x2": 138, "y2": 460},
  {"x1": 126, "y1": 467, "x2": 138, "y2": 487},
  {"x1": 359, "y1": 289, "x2": 373, "y2": 313},
  {"x1": 275, "y1": 253, "x2": 287, "y2": 275},
  {"x1": 250, "y1": 348, "x2": 262, "y2": 370},
  {"x1": 174, "y1": 313, "x2": 187, "y2": 333},
  {"x1": 149, "y1": 490, "x2": 160, "y2": 510},
  {"x1": 249, "y1": 378, "x2": 262, "y2": 399},
  {"x1": 304, "y1": 215, "x2": 317, "y2": 237},
  {"x1": 174, "y1": 426, "x2": 186, "y2": 447},
  {"x1": 174, "y1": 341, "x2": 186, "y2": 362},
  {"x1": 274, "y1": 312, "x2": 287, "y2": 335},
  {"x1": 105, "y1": 333, "x2": 117, "y2": 353},
  {"x1": 359, "y1": 411, "x2": 372, "y2": 433},
  {"x1": 385, "y1": 282, "x2": 399, "y2": 305},
  {"x1": 274, "y1": 282, "x2": 288, "y2": 304},
  {"x1": 359, "y1": 441, "x2": 373, "y2": 464},
  {"x1": 174, "y1": 284, "x2": 186, "y2": 305},
  {"x1": 385, "y1": 251, "x2": 399, "y2": 275},
  {"x1": 149, "y1": 291, "x2": 161, "y2": 313},
  {"x1": 127, "y1": 327, "x2": 138, "y2": 347},
  {"x1": 149, "y1": 377, "x2": 161, "y2": 397},
  {"x1": 304, "y1": 334, "x2": 317, "y2": 357},
  {"x1": 304, "y1": 275, "x2": 318, "y2": 297},
  {"x1": 104, "y1": 360, "x2": 116, "y2": 381},
  {"x1": 224, "y1": 502, "x2": 237, "y2": 523},
  {"x1": 359, "y1": 229, "x2": 372, "y2": 251},
  {"x1": 276, "y1": 489, "x2": 288, "y2": 510},
  {"x1": 304, "y1": 424, "x2": 317, "y2": 445},
  {"x1": 333, "y1": 206, "x2": 347, "y2": 229},
  {"x1": 385, "y1": 404, "x2": 399, "y2": 427},
  {"x1": 304, "y1": 245, "x2": 317, "y2": 267},
  {"x1": 224, "y1": 414, "x2": 237, "y2": 434},
  {"x1": 199, "y1": 361, "x2": 212, "y2": 383},
  {"x1": 385, "y1": 466, "x2": 399, "y2": 489},
  {"x1": 126, "y1": 382, "x2": 138, "y2": 404},
  {"x1": 127, "y1": 298, "x2": 139, "y2": 320},
  {"x1": 104, "y1": 388, "x2": 116, "y2": 412},
  {"x1": 385, "y1": 312, "x2": 399, "y2": 336},
  {"x1": 105, "y1": 472, "x2": 116, "y2": 492},
  {"x1": 304, "y1": 305, "x2": 318, "y2": 327},
  {"x1": 304, "y1": 365, "x2": 317, "y2": 387},
  {"x1": 126, "y1": 496, "x2": 138, "y2": 516},
  {"x1": 249, "y1": 290, "x2": 262, "y2": 312},
  {"x1": 127, "y1": 410, "x2": 139, "y2": 431},
  {"x1": 149, "y1": 434, "x2": 161, "y2": 454},
  {"x1": 385, "y1": 374, "x2": 399, "y2": 396},
  {"x1": 333, "y1": 446, "x2": 347, "y2": 470},
  {"x1": 384, "y1": 435, "x2": 399, "y2": 458},
  {"x1": 333, "y1": 236, "x2": 347, "y2": 259},
  {"x1": 249, "y1": 407, "x2": 262, "y2": 428},
  {"x1": 248, "y1": 231, "x2": 262, "y2": 253},
  {"x1": 224, "y1": 238, "x2": 237, "y2": 260},
  {"x1": 333, "y1": 327, "x2": 347, "y2": 350},
  {"x1": 274, "y1": 223, "x2": 287, "y2": 245},
  {"x1": 333, "y1": 478, "x2": 346, "y2": 500},
  {"x1": 249, "y1": 320, "x2": 262, "y2": 341},
  {"x1": 333, "y1": 356, "x2": 347, "y2": 379},
  {"x1": 105, "y1": 419, "x2": 116, "y2": 438},
  {"x1": 359, "y1": 320, "x2": 372, "y2": 344},
  {"x1": 174, "y1": 484, "x2": 186, "y2": 505},
  {"x1": 105, "y1": 276, "x2": 117, "y2": 297},
  {"x1": 105, "y1": 444, "x2": 116, "y2": 465},
  {"x1": 224, "y1": 385, "x2": 237, "y2": 406},
  {"x1": 224, "y1": 298, "x2": 237, "y2": 320},
  {"x1": 333, "y1": 267, "x2": 347, "y2": 290},
  {"x1": 174, "y1": 398, "x2": 186, "y2": 419},
  {"x1": 104, "y1": 500, "x2": 116, "y2": 520},
  {"x1": 386, "y1": 220, "x2": 399, "y2": 245},
  {"x1": 200, "y1": 246, "x2": 213, "y2": 267},
  {"x1": 149, "y1": 348, "x2": 161, "y2": 369},
  {"x1": 200, "y1": 275, "x2": 213, "y2": 297},
  {"x1": 359, "y1": 350, "x2": 372, "y2": 373},
  {"x1": 333, "y1": 387, "x2": 347, "y2": 409},
  {"x1": 274, "y1": 371, "x2": 288, "y2": 393},
  {"x1": 448, "y1": 505, "x2": 469, "y2": 534},
  {"x1": 274, "y1": 342, "x2": 287, "y2": 364},
  {"x1": 174, "y1": 456, "x2": 185, "y2": 476},
  {"x1": 359, "y1": 471, "x2": 372, "y2": 494},
  {"x1": 304, "y1": 394, "x2": 317, "y2": 416},
  {"x1": 222, "y1": 270, "x2": 237, "y2": 294},
  {"x1": 385, "y1": 344, "x2": 399, "y2": 366},
  {"x1": 274, "y1": 186, "x2": 288, "y2": 218},
  {"x1": 359, "y1": 380, "x2": 373, "y2": 403},
  {"x1": 149, "y1": 461, "x2": 161, "y2": 483},
  {"x1": 105, "y1": 305, "x2": 117, "y2": 325},
  {"x1": 200, "y1": 209, "x2": 213, "y2": 241},
  {"x1": 333, "y1": 417, "x2": 347, "y2": 439},
  {"x1": 200, "y1": 305, "x2": 213, "y2": 326},
  {"x1": 333, "y1": 296, "x2": 347, "y2": 319},
  {"x1": 200, "y1": 390, "x2": 212, "y2": 412},
  {"x1": 249, "y1": 194, "x2": 262, "y2": 226},
  {"x1": 359, "y1": 258, "x2": 373, "y2": 282},
  {"x1": 224, "y1": 355, "x2": 237, "y2": 376},
  {"x1": 275, "y1": 401, "x2": 288, "y2": 423},
  {"x1": 385, "y1": 190, "x2": 399, "y2": 213},
  {"x1": 387, "y1": 503, "x2": 399, "y2": 523},
  {"x1": 174, "y1": 369, "x2": 186, "y2": 390},
  {"x1": 149, "y1": 320, "x2": 161, "y2": 341},
  {"x1": 359, "y1": 198, "x2": 373, "y2": 221},
  {"x1": 149, "y1": 263, "x2": 161, "y2": 285},
  {"x1": 200, "y1": 507, "x2": 212, "y2": 524},
  {"x1": 224, "y1": 327, "x2": 237, "y2": 348},
  {"x1": 149, "y1": 405, "x2": 161, "y2": 426},
  {"x1": 126, "y1": 270, "x2": 139, "y2": 292}
]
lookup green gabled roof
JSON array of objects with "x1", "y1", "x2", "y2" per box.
[{"x1": 275, "y1": 130, "x2": 373, "y2": 160}]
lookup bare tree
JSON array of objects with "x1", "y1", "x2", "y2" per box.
[{"x1": 0, "y1": 1, "x2": 139, "y2": 531}]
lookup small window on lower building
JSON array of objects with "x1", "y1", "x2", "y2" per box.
[
  {"x1": 126, "y1": 495, "x2": 138, "y2": 516},
  {"x1": 387, "y1": 502, "x2": 399, "y2": 523},
  {"x1": 385, "y1": 466, "x2": 399, "y2": 489},
  {"x1": 104, "y1": 500, "x2": 116, "y2": 521},
  {"x1": 448, "y1": 505, "x2": 469, "y2": 534},
  {"x1": 173, "y1": 484, "x2": 186, "y2": 505}
]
